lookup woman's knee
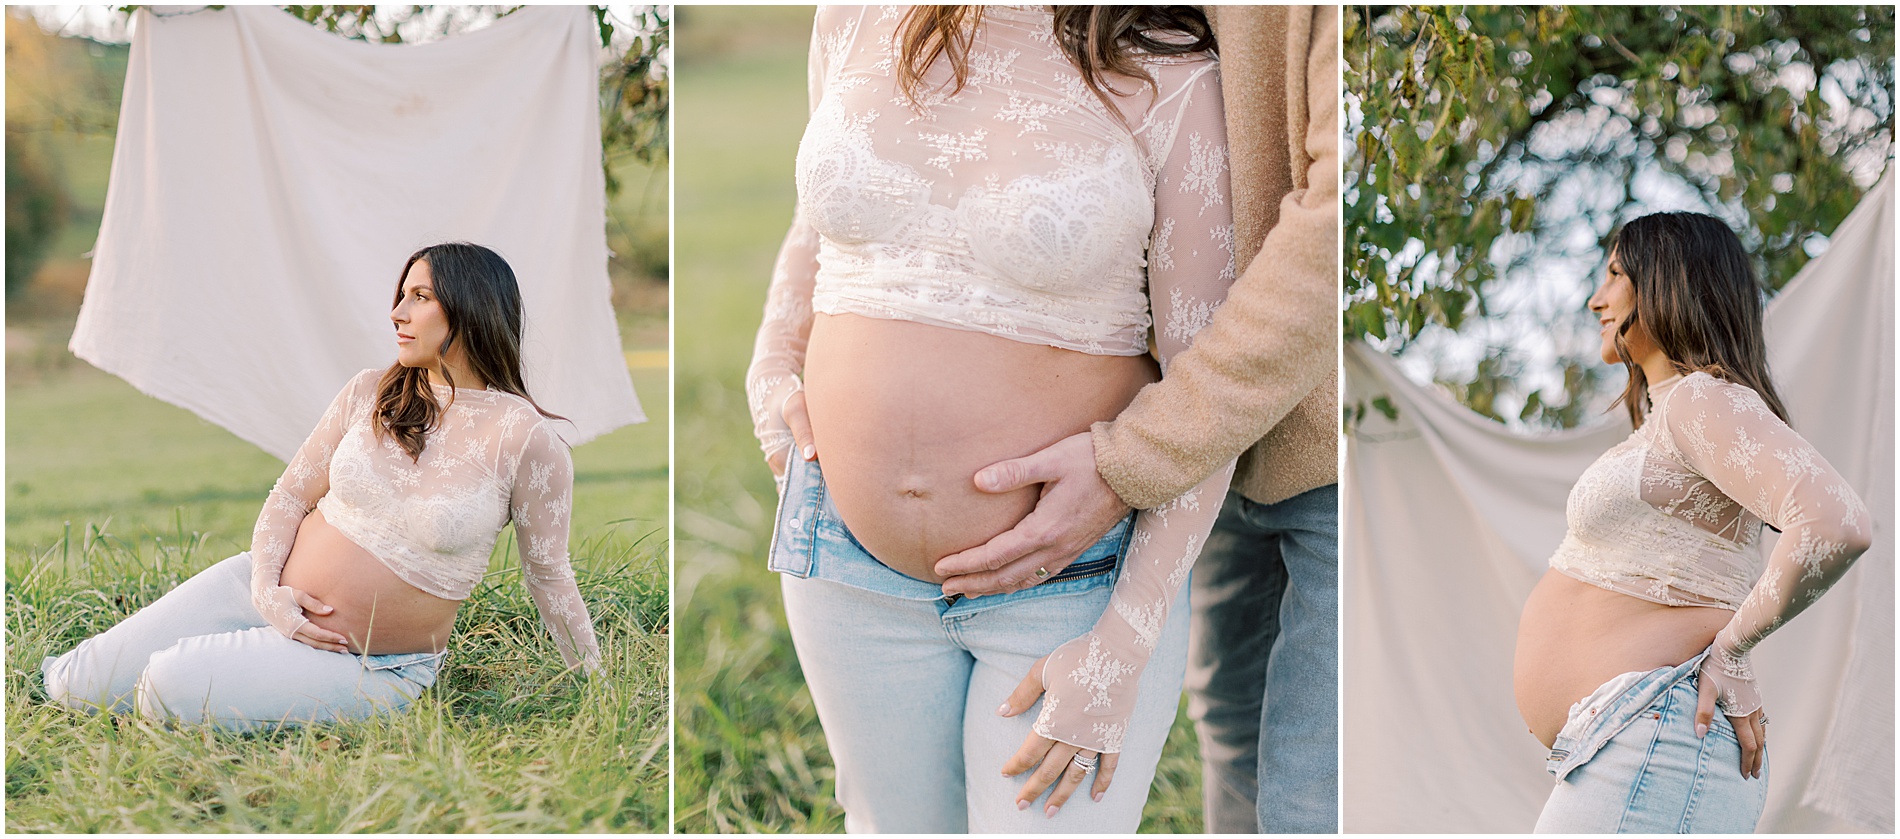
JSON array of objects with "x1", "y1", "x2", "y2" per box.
[{"x1": 132, "y1": 643, "x2": 214, "y2": 724}]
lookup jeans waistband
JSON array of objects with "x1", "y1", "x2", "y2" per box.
[
  {"x1": 769, "y1": 453, "x2": 1134, "y2": 604},
  {"x1": 1546, "y1": 651, "x2": 1707, "y2": 781}
]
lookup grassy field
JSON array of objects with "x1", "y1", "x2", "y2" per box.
[
  {"x1": 671, "y1": 7, "x2": 1205, "y2": 832},
  {"x1": 5, "y1": 16, "x2": 672, "y2": 831}
]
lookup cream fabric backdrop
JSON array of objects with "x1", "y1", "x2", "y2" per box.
[
  {"x1": 1344, "y1": 172, "x2": 1893, "y2": 833},
  {"x1": 71, "y1": 5, "x2": 643, "y2": 461}
]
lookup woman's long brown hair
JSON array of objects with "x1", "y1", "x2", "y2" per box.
[
  {"x1": 377, "y1": 242, "x2": 563, "y2": 460},
  {"x1": 896, "y1": 6, "x2": 1215, "y2": 112},
  {"x1": 1608, "y1": 212, "x2": 1789, "y2": 430}
]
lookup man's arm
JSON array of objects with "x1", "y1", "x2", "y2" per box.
[
  {"x1": 936, "y1": 7, "x2": 1339, "y2": 594},
  {"x1": 1097, "y1": 4, "x2": 1338, "y2": 508}
]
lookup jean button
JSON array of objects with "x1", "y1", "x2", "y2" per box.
[{"x1": 790, "y1": 516, "x2": 803, "y2": 528}]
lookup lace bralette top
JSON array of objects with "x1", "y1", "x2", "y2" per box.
[
  {"x1": 249, "y1": 368, "x2": 599, "y2": 670},
  {"x1": 1548, "y1": 372, "x2": 1867, "y2": 611},
  {"x1": 794, "y1": 5, "x2": 1229, "y2": 355}
]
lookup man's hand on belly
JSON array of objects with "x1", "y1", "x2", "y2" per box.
[{"x1": 935, "y1": 431, "x2": 1131, "y2": 597}]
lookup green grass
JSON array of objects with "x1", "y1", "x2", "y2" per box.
[
  {"x1": 671, "y1": 7, "x2": 1204, "y2": 832},
  {"x1": 6, "y1": 362, "x2": 671, "y2": 832}
]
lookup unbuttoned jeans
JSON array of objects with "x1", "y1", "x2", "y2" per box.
[
  {"x1": 41, "y1": 553, "x2": 443, "y2": 732},
  {"x1": 1534, "y1": 651, "x2": 1768, "y2": 833},
  {"x1": 1185, "y1": 485, "x2": 1339, "y2": 833},
  {"x1": 772, "y1": 453, "x2": 1191, "y2": 833}
]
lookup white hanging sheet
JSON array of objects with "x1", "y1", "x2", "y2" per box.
[
  {"x1": 1343, "y1": 171, "x2": 1893, "y2": 833},
  {"x1": 71, "y1": 5, "x2": 643, "y2": 461}
]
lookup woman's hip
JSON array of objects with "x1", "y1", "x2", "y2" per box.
[{"x1": 1534, "y1": 654, "x2": 1768, "y2": 833}]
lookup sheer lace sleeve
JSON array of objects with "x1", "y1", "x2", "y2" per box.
[
  {"x1": 1660, "y1": 374, "x2": 1873, "y2": 715},
  {"x1": 250, "y1": 368, "x2": 377, "y2": 638},
  {"x1": 745, "y1": 10, "x2": 837, "y2": 467},
  {"x1": 1034, "y1": 60, "x2": 1239, "y2": 753},
  {"x1": 510, "y1": 420, "x2": 601, "y2": 674}
]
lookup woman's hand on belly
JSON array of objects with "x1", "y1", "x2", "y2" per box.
[
  {"x1": 281, "y1": 588, "x2": 349, "y2": 653},
  {"x1": 281, "y1": 509, "x2": 461, "y2": 654}
]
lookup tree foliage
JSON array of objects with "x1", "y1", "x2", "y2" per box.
[
  {"x1": 1345, "y1": 5, "x2": 1894, "y2": 426},
  {"x1": 5, "y1": 12, "x2": 88, "y2": 299}
]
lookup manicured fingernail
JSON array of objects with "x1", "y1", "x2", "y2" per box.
[
  {"x1": 1016, "y1": 799, "x2": 1029, "y2": 811},
  {"x1": 1695, "y1": 723, "x2": 1708, "y2": 738},
  {"x1": 802, "y1": 445, "x2": 815, "y2": 460},
  {"x1": 1093, "y1": 791, "x2": 1104, "y2": 802},
  {"x1": 1045, "y1": 804, "x2": 1059, "y2": 818},
  {"x1": 996, "y1": 703, "x2": 1010, "y2": 716}
]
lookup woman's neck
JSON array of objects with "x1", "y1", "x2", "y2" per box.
[{"x1": 427, "y1": 361, "x2": 487, "y2": 392}]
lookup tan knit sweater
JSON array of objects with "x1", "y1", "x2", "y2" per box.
[{"x1": 1092, "y1": 5, "x2": 1340, "y2": 508}]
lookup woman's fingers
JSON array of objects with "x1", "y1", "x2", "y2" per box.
[
  {"x1": 1002, "y1": 730, "x2": 1054, "y2": 779},
  {"x1": 1693, "y1": 672, "x2": 1718, "y2": 738},
  {"x1": 782, "y1": 390, "x2": 817, "y2": 462},
  {"x1": 1091, "y1": 752, "x2": 1119, "y2": 802},
  {"x1": 292, "y1": 624, "x2": 349, "y2": 653},
  {"x1": 1731, "y1": 711, "x2": 1765, "y2": 779},
  {"x1": 996, "y1": 654, "x2": 1050, "y2": 718},
  {"x1": 1042, "y1": 749, "x2": 1099, "y2": 818},
  {"x1": 292, "y1": 588, "x2": 334, "y2": 616},
  {"x1": 1015, "y1": 740, "x2": 1081, "y2": 814}
]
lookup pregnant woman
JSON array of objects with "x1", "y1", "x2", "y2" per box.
[
  {"x1": 1514, "y1": 212, "x2": 1872, "y2": 832},
  {"x1": 746, "y1": 5, "x2": 1236, "y2": 832},
  {"x1": 43, "y1": 242, "x2": 600, "y2": 731}
]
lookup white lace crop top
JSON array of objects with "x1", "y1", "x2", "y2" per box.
[
  {"x1": 794, "y1": 4, "x2": 1229, "y2": 355},
  {"x1": 747, "y1": 6, "x2": 1240, "y2": 755},
  {"x1": 1549, "y1": 371, "x2": 1871, "y2": 714},
  {"x1": 249, "y1": 368, "x2": 600, "y2": 671},
  {"x1": 750, "y1": 5, "x2": 1235, "y2": 463}
]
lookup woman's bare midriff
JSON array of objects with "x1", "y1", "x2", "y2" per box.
[
  {"x1": 1514, "y1": 570, "x2": 1733, "y2": 746},
  {"x1": 803, "y1": 313, "x2": 1159, "y2": 584},
  {"x1": 278, "y1": 509, "x2": 461, "y2": 654}
]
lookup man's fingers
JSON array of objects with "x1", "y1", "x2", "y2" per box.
[
  {"x1": 1091, "y1": 752, "x2": 1119, "y2": 802},
  {"x1": 937, "y1": 527, "x2": 1040, "y2": 580},
  {"x1": 975, "y1": 449, "x2": 1059, "y2": 494}
]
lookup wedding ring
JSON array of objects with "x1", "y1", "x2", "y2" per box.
[
  {"x1": 1070, "y1": 753, "x2": 1098, "y2": 770},
  {"x1": 1033, "y1": 566, "x2": 1051, "y2": 580}
]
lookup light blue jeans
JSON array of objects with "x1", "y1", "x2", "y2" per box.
[
  {"x1": 41, "y1": 553, "x2": 443, "y2": 732},
  {"x1": 1534, "y1": 652, "x2": 1768, "y2": 833},
  {"x1": 772, "y1": 454, "x2": 1192, "y2": 833},
  {"x1": 1186, "y1": 484, "x2": 1339, "y2": 833}
]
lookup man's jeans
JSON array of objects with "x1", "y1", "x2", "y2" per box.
[{"x1": 1186, "y1": 484, "x2": 1339, "y2": 833}]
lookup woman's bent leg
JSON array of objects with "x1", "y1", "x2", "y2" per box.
[
  {"x1": 42, "y1": 553, "x2": 262, "y2": 713},
  {"x1": 1534, "y1": 675, "x2": 1767, "y2": 833},
  {"x1": 134, "y1": 628, "x2": 439, "y2": 733},
  {"x1": 962, "y1": 581, "x2": 1192, "y2": 833},
  {"x1": 781, "y1": 574, "x2": 972, "y2": 833}
]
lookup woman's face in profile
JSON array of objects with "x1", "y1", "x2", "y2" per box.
[
  {"x1": 1587, "y1": 251, "x2": 1649, "y2": 366},
  {"x1": 392, "y1": 260, "x2": 453, "y2": 371}
]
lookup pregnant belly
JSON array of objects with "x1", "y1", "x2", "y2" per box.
[
  {"x1": 802, "y1": 313, "x2": 1158, "y2": 583},
  {"x1": 1514, "y1": 570, "x2": 1733, "y2": 746},
  {"x1": 278, "y1": 509, "x2": 461, "y2": 654}
]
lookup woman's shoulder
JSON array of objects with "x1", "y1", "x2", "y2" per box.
[{"x1": 1655, "y1": 371, "x2": 1782, "y2": 441}]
